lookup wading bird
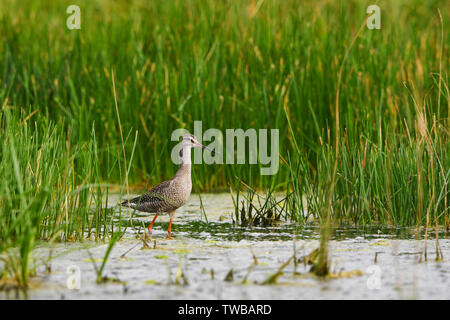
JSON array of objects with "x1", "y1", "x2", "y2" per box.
[{"x1": 120, "y1": 133, "x2": 215, "y2": 241}]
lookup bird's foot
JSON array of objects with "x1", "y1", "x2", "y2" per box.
[
  {"x1": 141, "y1": 229, "x2": 153, "y2": 248},
  {"x1": 144, "y1": 228, "x2": 153, "y2": 239},
  {"x1": 141, "y1": 239, "x2": 151, "y2": 249},
  {"x1": 166, "y1": 234, "x2": 174, "y2": 240}
]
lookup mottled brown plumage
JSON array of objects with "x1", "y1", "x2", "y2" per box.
[{"x1": 121, "y1": 178, "x2": 191, "y2": 213}]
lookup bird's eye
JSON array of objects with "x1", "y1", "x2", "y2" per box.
[{"x1": 190, "y1": 139, "x2": 194, "y2": 143}]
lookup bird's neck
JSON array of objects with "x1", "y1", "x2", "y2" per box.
[{"x1": 175, "y1": 145, "x2": 191, "y2": 178}]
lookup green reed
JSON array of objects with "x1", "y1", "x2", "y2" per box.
[{"x1": 0, "y1": 106, "x2": 132, "y2": 287}]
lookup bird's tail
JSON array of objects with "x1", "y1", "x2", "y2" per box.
[{"x1": 119, "y1": 199, "x2": 137, "y2": 208}]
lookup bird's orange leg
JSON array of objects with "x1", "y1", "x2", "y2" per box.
[
  {"x1": 147, "y1": 213, "x2": 159, "y2": 236},
  {"x1": 142, "y1": 214, "x2": 159, "y2": 247},
  {"x1": 167, "y1": 217, "x2": 174, "y2": 239}
]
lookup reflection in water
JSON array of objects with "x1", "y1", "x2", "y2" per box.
[
  {"x1": 112, "y1": 193, "x2": 449, "y2": 242},
  {"x1": 116, "y1": 219, "x2": 450, "y2": 242}
]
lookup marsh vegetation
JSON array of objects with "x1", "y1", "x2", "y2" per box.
[{"x1": 0, "y1": 0, "x2": 448, "y2": 294}]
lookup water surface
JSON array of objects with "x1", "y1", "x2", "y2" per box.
[{"x1": 2, "y1": 193, "x2": 449, "y2": 300}]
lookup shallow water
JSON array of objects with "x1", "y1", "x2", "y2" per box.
[{"x1": 2, "y1": 193, "x2": 450, "y2": 300}]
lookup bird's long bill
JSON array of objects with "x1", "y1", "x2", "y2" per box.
[{"x1": 195, "y1": 142, "x2": 217, "y2": 155}]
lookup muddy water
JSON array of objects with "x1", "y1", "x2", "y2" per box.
[{"x1": 3, "y1": 194, "x2": 450, "y2": 300}]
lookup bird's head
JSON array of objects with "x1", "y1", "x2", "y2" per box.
[{"x1": 181, "y1": 133, "x2": 216, "y2": 154}]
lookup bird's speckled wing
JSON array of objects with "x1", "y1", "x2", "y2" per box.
[{"x1": 121, "y1": 179, "x2": 179, "y2": 213}]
